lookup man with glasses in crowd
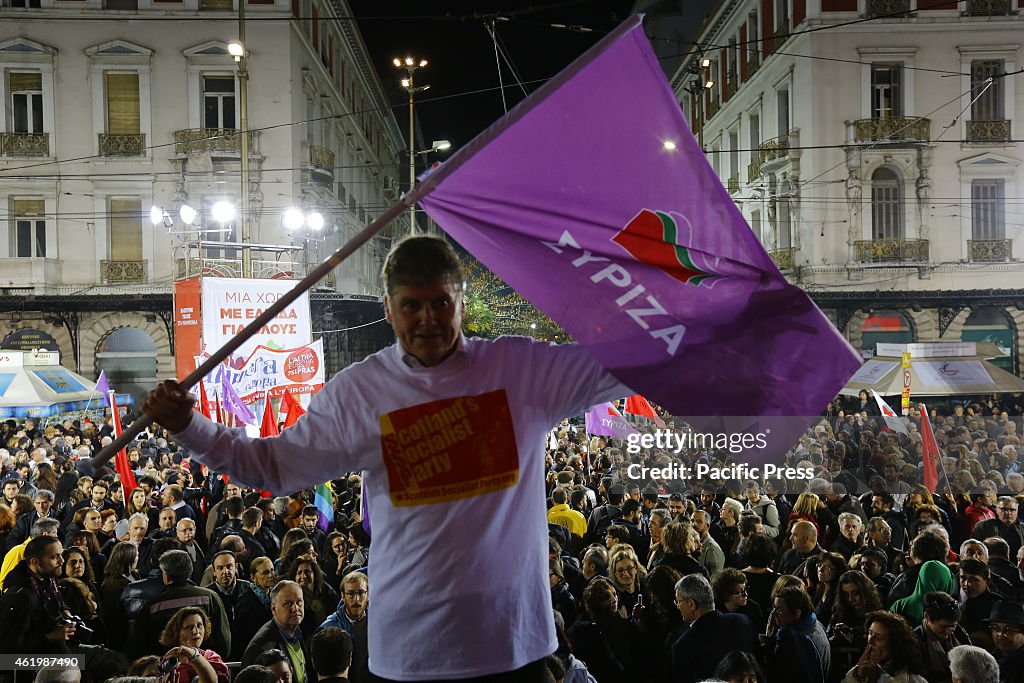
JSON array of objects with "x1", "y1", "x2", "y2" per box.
[
  {"x1": 319, "y1": 571, "x2": 369, "y2": 682},
  {"x1": 974, "y1": 496, "x2": 1024, "y2": 559}
]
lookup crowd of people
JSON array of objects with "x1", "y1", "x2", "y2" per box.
[{"x1": 0, "y1": 389, "x2": 1022, "y2": 683}]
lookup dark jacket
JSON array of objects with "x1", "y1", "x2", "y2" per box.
[
  {"x1": 0, "y1": 562, "x2": 69, "y2": 655},
  {"x1": 120, "y1": 566, "x2": 165, "y2": 624},
  {"x1": 125, "y1": 581, "x2": 231, "y2": 659},
  {"x1": 5, "y1": 511, "x2": 40, "y2": 553},
  {"x1": 568, "y1": 614, "x2": 644, "y2": 683},
  {"x1": 233, "y1": 585, "x2": 273, "y2": 665},
  {"x1": 203, "y1": 578, "x2": 254, "y2": 661},
  {"x1": 242, "y1": 620, "x2": 312, "y2": 683},
  {"x1": 764, "y1": 612, "x2": 828, "y2": 683},
  {"x1": 670, "y1": 610, "x2": 755, "y2": 683},
  {"x1": 1000, "y1": 643, "x2": 1024, "y2": 683}
]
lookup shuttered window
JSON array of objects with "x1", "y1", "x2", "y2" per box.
[
  {"x1": 972, "y1": 60, "x2": 1004, "y2": 121},
  {"x1": 109, "y1": 198, "x2": 143, "y2": 260},
  {"x1": 105, "y1": 72, "x2": 140, "y2": 134},
  {"x1": 11, "y1": 198, "x2": 46, "y2": 258},
  {"x1": 972, "y1": 180, "x2": 1005, "y2": 241},
  {"x1": 871, "y1": 167, "x2": 904, "y2": 239}
]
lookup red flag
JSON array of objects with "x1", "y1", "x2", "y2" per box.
[
  {"x1": 196, "y1": 379, "x2": 212, "y2": 420},
  {"x1": 259, "y1": 394, "x2": 280, "y2": 438},
  {"x1": 214, "y1": 393, "x2": 224, "y2": 425},
  {"x1": 109, "y1": 392, "x2": 138, "y2": 500},
  {"x1": 918, "y1": 403, "x2": 940, "y2": 493},
  {"x1": 624, "y1": 395, "x2": 667, "y2": 428},
  {"x1": 281, "y1": 390, "x2": 306, "y2": 429}
]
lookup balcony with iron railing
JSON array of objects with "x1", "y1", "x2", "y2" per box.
[
  {"x1": 99, "y1": 134, "x2": 146, "y2": 157},
  {"x1": 866, "y1": 0, "x2": 910, "y2": 17},
  {"x1": 965, "y1": 0, "x2": 1013, "y2": 15},
  {"x1": 100, "y1": 260, "x2": 148, "y2": 283},
  {"x1": 175, "y1": 257, "x2": 336, "y2": 288},
  {"x1": 852, "y1": 117, "x2": 931, "y2": 143},
  {"x1": 968, "y1": 239, "x2": 1012, "y2": 262},
  {"x1": 855, "y1": 238, "x2": 930, "y2": 264},
  {"x1": 173, "y1": 128, "x2": 261, "y2": 157},
  {"x1": 747, "y1": 135, "x2": 789, "y2": 181},
  {"x1": 309, "y1": 145, "x2": 335, "y2": 181},
  {"x1": 769, "y1": 247, "x2": 795, "y2": 271},
  {"x1": 966, "y1": 120, "x2": 1012, "y2": 143},
  {"x1": 727, "y1": 175, "x2": 740, "y2": 194},
  {"x1": 0, "y1": 132, "x2": 49, "y2": 157}
]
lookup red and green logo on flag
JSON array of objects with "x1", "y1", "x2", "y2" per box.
[{"x1": 613, "y1": 209, "x2": 719, "y2": 287}]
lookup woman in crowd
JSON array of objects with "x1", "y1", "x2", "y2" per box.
[
  {"x1": 740, "y1": 534, "x2": 779, "y2": 615},
  {"x1": 62, "y1": 544, "x2": 99, "y2": 600},
  {"x1": 98, "y1": 509, "x2": 118, "y2": 547},
  {"x1": 840, "y1": 612, "x2": 927, "y2": 683},
  {"x1": 284, "y1": 552, "x2": 338, "y2": 631},
  {"x1": 651, "y1": 520, "x2": 706, "y2": 577},
  {"x1": 59, "y1": 575, "x2": 106, "y2": 645},
  {"x1": 0, "y1": 503, "x2": 14, "y2": 550},
  {"x1": 567, "y1": 576, "x2": 641, "y2": 682},
  {"x1": 646, "y1": 509, "x2": 671, "y2": 570},
  {"x1": 890, "y1": 560, "x2": 958, "y2": 627},
  {"x1": 157, "y1": 607, "x2": 230, "y2": 683},
  {"x1": 712, "y1": 567, "x2": 765, "y2": 632},
  {"x1": 126, "y1": 487, "x2": 159, "y2": 530},
  {"x1": 716, "y1": 497, "x2": 744, "y2": 559},
  {"x1": 608, "y1": 545, "x2": 646, "y2": 615},
  {"x1": 69, "y1": 528, "x2": 107, "y2": 585},
  {"x1": 829, "y1": 570, "x2": 885, "y2": 679},
  {"x1": 912, "y1": 592, "x2": 970, "y2": 683},
  {"x1": 322, "y1": 530, "x2": 348, "y2": 592},
  {"x1": 549, "y1": 556, "x2": 576, "y2": 625},
  {"x1": 788, "y1": 492, "x2": 823, "y2": 537},
  {"x1": 101, "y1": 542, "x2": 138, "y2": 645},
  {"x1": 276, "y1": 527, "x2": 308, "y2": 572},
  {"x1": 635, "y1": 564, "x2": 685, "y2": 677},
  {"x1": 814, "y1": 552, "x2": 850, "y2": 628},
  {"x1": 34, "y1": 462, "x2": 57, "y2": 493}
]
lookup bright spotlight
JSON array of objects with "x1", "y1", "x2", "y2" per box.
[
  {"x1": 307, "y1": 212, "x2": 325, "y2": 231},
  {"x1": 211, "y1": 200, "x2": 235, "y2": 223},
  {"x1": 283, "y1": 208, "x2": 304, "y2": 232}
]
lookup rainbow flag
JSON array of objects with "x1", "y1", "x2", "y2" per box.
[{"x1": 313, "y1": 481, "x2": 333, "y2": 532}]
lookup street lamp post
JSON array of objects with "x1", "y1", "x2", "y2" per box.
[
  {"x1": 394, "y1": 56, "x2": 429, "y2": 234},
  {"x1": 229, "y1": 26, "x2": 250, "y2": 277}
]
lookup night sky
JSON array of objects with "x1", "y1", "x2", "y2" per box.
[{"x1": 349, "y1": 1, "x2": 637, "y2": 154}]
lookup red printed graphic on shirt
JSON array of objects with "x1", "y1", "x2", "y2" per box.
[{"x1": 380, "y1": 389, "x2": 519, "y2": 507}]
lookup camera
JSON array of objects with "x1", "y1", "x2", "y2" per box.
[
  {"x1": 60, "y1": 614, "x2": 94, "y2": 636},
  {"x1": 158, "y1": 657, "x2": 178, "y2": 675}
]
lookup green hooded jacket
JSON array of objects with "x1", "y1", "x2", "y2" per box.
[{"x1": 889, "y1": 560, "x2": 958, "y2": 626}]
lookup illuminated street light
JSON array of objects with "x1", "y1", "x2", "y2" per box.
[{"x1": 211, "y1": 200, "x2": 236, "y2": 224}]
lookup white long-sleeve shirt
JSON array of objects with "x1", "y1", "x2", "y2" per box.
[{"x1": 173, "y1": 335, "x2": 627, "y2": 680}]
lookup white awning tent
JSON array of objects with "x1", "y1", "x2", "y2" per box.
[
  {"x1": 840, "y1": 341, "x2": 1024, "y2": 397},
  {"x1": 0, "y1": 349, "x2": 131, "y2": 419}
]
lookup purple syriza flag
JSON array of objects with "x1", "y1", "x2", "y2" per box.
[
  {"x1": 220, "y1": 371, "x2": 256, "y2": 425},
  {"x1": 586, "y1": 402, "x2": 639, "y2": 439},
  {"x1": 94, "y1": 371, "x2": 111, "y2": 408},
  {"x1": 417, "y1": 15, "x2": 861, "y2": 418}
]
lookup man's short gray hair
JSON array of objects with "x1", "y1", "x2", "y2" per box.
[
  {"x1": 948, "y1": 645, "x2": 999, "y2": 683},
  {"x1": 33, "y1": 489, "x2": 54, "y2": 503},
  {"x1": 674, "y1": 573, "x2": 715, "y2": 612},
  {"x1": 31, "y1": 517, "x2": 59, "y2": 537},
  {"x1": 159, "y1": 549, "x2": 193, "y2": 582},
  {"x1": 128, "y1": 512, "x2": 149, "y2": 527},
  {"x1": 837, "y1": 512, "x2": 862, "y2": 527},
  {"x1": 721, "y1": 497, "x2": 743, "y2": 519}
]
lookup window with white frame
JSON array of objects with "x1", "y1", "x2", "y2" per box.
[
  {"x1": 9, "y1": 72, "x2": 42, "y2": 134},
  {"x1": 776, "y1": 0, "x2": 790, "y2": 33},
  {"x1": 729, "y1": 131, "x2": 739, "y2": 179},
  {"x1": 748, "y1": 111, "x2": 760, "y2": 151},
  {"x1": 871, "y1": 167, "x2": 904, "y2": 239},
  {"x1": 104, "y1": 72, "x2": 140, "y2": 136},
  {"x1": 871, "y1": 64, "x2": 902, "y2": 119},
  {"x1": 10, "y1": 197, "x2": 47, "y2": 257},
  {"x1": 203, "y1": 76, "x2": 236, "y2": 130},
  {"x1": 747, "y1": 11, "x2": 759, "y2": 48},
  {"x1": 971, "y1": 179, "x2": 1005, "y2": 241}
]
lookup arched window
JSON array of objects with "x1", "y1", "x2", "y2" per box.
[
  {"x1": 871, "y1": 167, "x2": 904, "y2": 240},
  {"x1": 96, "y1": 327, "x2": 157, "y2": 407}
]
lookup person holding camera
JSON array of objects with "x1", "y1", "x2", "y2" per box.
[
  {"x1": 0, "y1": 535, "x2": 77, "y2": 655},
  {"x1": 156, "y1": 606, "x2": 229, "y2": 683}
]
